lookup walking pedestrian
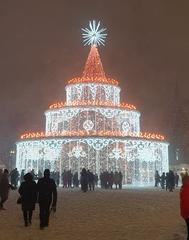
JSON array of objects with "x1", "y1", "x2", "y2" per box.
[
  {"x1": 80, "y1": 168, "x2": 88, "y2": 192},
  {"x1": 167, "y1": 170, "x2": 175, "y2": 192},
  {"x1": 108, "y1": 171, "x2": 114, "y2": 189},
  {"x1": 73, "y1": 172, "x2": 79, "y2": 187},
  {"x1": 154, "y1": 170, "x2": 160, "y2": 187},
  {"x1": 20, "y1": 170, "x2": 25, "y2": 183},
  {"x1": 160, "y1": 172, "x2": 166, "y2": 189},
  {"x1": 175, "y1": 173, "x2": 179, "y2": 187},
  {"x1": 10, "y1": 168, "x2": 19, "y2": 188},
  {"x1": 88, "y1": 170, "x2": 95, "y2": 191},
  {"x1": 18, "y1": 173, "x2": 37, "y2": 227},
  {"x1": 114, "y1": 171, "x2": 119, "y2": 189},
  {"x1": 94, "y1": 173, "x2": 98, "y2": 186},
  {"x1": 0, "y1": 169, "x2": 12, "y2": 210},
  {"x1": 165, "y1": 172, "x2": 169, "y2": 191},
  {"x1": 118, "y1": 171, "x2": 123, "y2": 189},
  {"x1": 37, "y1": 169, "x2": 57, "y2": 230}
]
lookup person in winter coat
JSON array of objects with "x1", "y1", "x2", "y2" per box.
[
  {"x1": 114, "y1": 171, "x2": 120, "y2": 189},
  {"x1": 154, "y1": 170, "x2": 160, "y2": 187},
  {"x1": 88, "y1": 170, "x2": 95, "y2": 191},
  {"x1": 62, "y1": 170, "x2": 68, "y2": 188},
  {"x1": 20, "y1": 170, "x2": 25, "y2": 183},
  {"x1": 10, "y1": 168, "x2": 19, "y2": 188},
  {"x1": 165, "y1": 172, "x2": 169, "y2": 191},
  {"x1": 160, "y1": 172, "x2": 166, "y2": 189},
  {"x1": 118, "y1": 171, "x2": 123, "y2": 189},
  {"x1": 80, "y1": 168, "x2": 88, "y2": 192},
  {"x1": 18, "y1": 173, "x2": 37, "y2": 226},
  {"x1": 73, "y1": 172, "x2": 79, "y2": 188},
  {"x1": 37, "y1": 169, "x2": 57, "y2": 230},
  {"x1": 108, "y1": 171, "x2": 114, "y2": 189},
  {"x1": 0, "y1": 169, "x2": 11, "y2": 210},
  {"x1": 180, "y1": 176, "x2": 189, "y2": 240},
  {"x1": 167, "y1": 170, "x2": 175, "y2": 192},
  {"x1": 175, "y1": 173, "x2": 179, "y2": 187}
]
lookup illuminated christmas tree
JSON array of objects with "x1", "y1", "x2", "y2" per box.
[{"x1": 16, "y1": 21, "x2": 169, "y2": 185}]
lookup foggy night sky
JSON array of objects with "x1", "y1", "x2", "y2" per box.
[{"x1": 0, "y1": 1, "x2": 189, "y2": 162}]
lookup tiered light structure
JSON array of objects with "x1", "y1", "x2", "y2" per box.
[{"x1": 16, "y1": 21, "x2": 169, "y2": 185}]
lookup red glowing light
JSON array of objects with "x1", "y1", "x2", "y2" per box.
[
  {"x1": 68, "y1": 45, "x2": 118, "y2": 85},
  {"x1": 20, "y1": 130, "x2": 165, "y2": 141},
  {"x1": 68, "y1": 77, "x2": 118, "y2": 85},
  {"x1": 48, "y1": 101, "x2": 136, "y2": 110}
]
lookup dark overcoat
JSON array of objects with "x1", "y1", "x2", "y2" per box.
[
  {"x1": 37, "y1": 177, "x2": 57, "y2": 207},
  {"x1": 18, "y1": 181, "x2": 37, "y2": 211},
  {"x1": 0, "y1": 174, "x2": 10, "y2": 199}
]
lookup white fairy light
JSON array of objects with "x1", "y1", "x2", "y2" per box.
[
  {"x1": 82, "y1": 20, "x2": 107, "y2": 46},
  {"x1": 68, "y1": 145, "x2": 86, "y2": 159},
  {"x1": 16, "y1": 21, "x2": 169, "y2": 186}
]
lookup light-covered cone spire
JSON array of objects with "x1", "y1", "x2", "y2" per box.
[{"x1": 82, "y1": 44, "x2": 106, "y2": 79}]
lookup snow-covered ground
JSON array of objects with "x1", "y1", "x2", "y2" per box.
[{"x1": 0, "y1": 187, "x2": 186, "y2": 240}]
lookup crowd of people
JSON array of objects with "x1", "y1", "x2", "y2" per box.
[
  {"x1": 61, "y1": 170, "x2": 78, "y2": 188},
  {"x1": 154, "y1": 170, "x2": 180, "y2": 192},
  {"x1": 9, "y1": 168, "x2": 123, "y2": 190},
  {"x1": 3, "y1": 168, "x2": 183, "y2": 193},
  {"x1": 100, "y1": 171, "x2": 123, "y2": 189},
  {"x1": 1, "y1": 166, "x2": 189, "y2": 238},
  {"x1": 62, "y1": 169, "x2": 97, "y2": 191}
]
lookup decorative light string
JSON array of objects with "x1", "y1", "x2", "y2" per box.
[
  {"x1": 68, "y1": 77, "x2": 118, "y2": 85},
  {"x1": 49, "y1": 100, "x2": 136, "y2": 110},
  {"x1": 20, "y1": 130, "x2": 165, "y2": 141}
]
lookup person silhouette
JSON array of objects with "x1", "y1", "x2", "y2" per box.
[
  {"x1": 37, "y1": 169, "x2": 57, "y2": 229},
  {"x1": 18, "y1": 173, "x2": 37, "y2": 226}
]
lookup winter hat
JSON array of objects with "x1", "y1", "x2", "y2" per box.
[
  {"x1": 24, "y1": 173, "x2": 33, "y2": 181},
  {"x1": 44, "y1": 169, "x2": 50, "y2": 177}
]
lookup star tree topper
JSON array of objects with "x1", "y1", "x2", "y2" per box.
[{"x1": 82, "y1": 20, "x2": 107, "y2": 46}]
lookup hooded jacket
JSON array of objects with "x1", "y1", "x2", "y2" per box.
[{"x1": 180, "y1": 181, "x2": 189, "y2": 219}]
